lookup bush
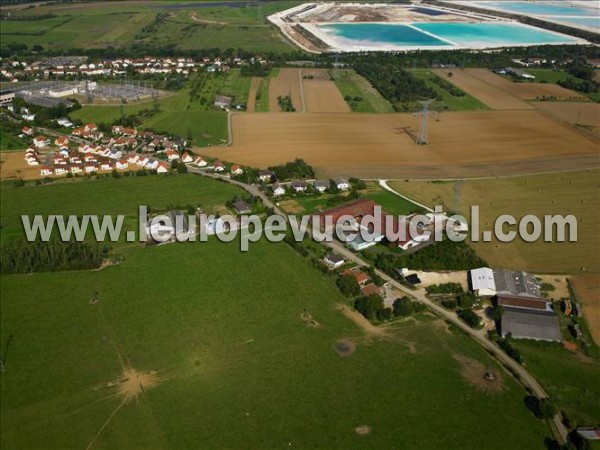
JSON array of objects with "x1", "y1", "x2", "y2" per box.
[
  {"x1": 354, "y1": 294, "x2": 384, "y2": 321},
  {"x1": 457, "y1": 308, "x2": 481, "y2": 328},
  {"x1": 441, "y1": 298, "x2": 457, "y2": 310},
  {"x1": 393, "y1": 296, "x2": 413, "y2": 316},
  {"x1": 336, "y1": 274, "x2": 361, "y2": 298},
  {"x1": 426, "y1": 283, "x2": 464, "y2": 295}
]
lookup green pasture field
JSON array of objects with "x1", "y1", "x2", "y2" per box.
[
  {"x1": 0, "y1": 174, "x2": 242, "y2": 243},
  {"x1": 0, "y1": 1, "x2": 296, "y2": 52},
  {"x1": 0, "y1": 175, "x2": 555, "y2": 450},
  {"x1": 332, "y1": 69, "x2": 394, "y2": 113},
  {"x1": 389, "y1": 170, "x2": 600, "y2": 274},
  {"x1": 69, "y1": 71, "x2": 245, "y2": 146},
  {"x1": 512, "y1": 340, "x2": 600, "y2": 427}
]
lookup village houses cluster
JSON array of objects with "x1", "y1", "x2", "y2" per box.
[
  {"x1": 1, "y1": 55, "x2": 269, "y2": 82},
  {"x1": 22, "y1": 122, "x2": 192, "y2": 177}
]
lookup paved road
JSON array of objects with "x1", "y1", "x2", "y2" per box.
[{"x1": 187, "y1": 165, "x2": 568, "y2": 443}]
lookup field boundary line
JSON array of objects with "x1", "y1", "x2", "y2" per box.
[{"x1": 378, "y1": 179, "x2": 434, "y2": 213}]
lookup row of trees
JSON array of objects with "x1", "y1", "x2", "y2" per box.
[
  {"x1": 372, "y1": 239, "x2": 488, "y2": 274},
  {"x1": 1, "y1": 238, "x2": 108, "y2": 274},
  {"x1": 268, "y1": 158, "x2": 315, "y2": 181}
]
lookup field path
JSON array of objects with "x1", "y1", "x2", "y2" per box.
[{"x1": 246, "y1": 77, "x2": 261, "y2": 112}]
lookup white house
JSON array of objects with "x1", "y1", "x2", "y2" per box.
[
  {"x1": 157, "y1": 162, "x2": 169, "y2": 174},
  {"x1": 324, "y1": 253, "x2": 345, "y2": 269},
  {"x1": 137, "y1": 156, "x2": 149, "y2": 167},
  {"x1": 181, "y1": 152, "x2": 193, "y2": 163},
  {"x1": 470, "y1": 267, "x2": 496, "y2": 297},
  {"x1": 291, "y1": 180, "x2": 307, "y2": 193},
  {"x1": 116, "y1": 160, "x2": 129, "y2": 170},
  {"x1": 22, "y1": 126, "x2": 33, "y2": 136},
  {"x1": 230, "y1": 164, "x2": 243, "y2": 176},
  {"x1": 194, "y1": 156, "x2": 208, "y2": 167},
  {"x1": 313, "y1": 180, "x2": 329, "y2": 193},
  {"x1": 100, "y1": 162, "x2": 113, "y2": 171},
  {"x1": 271, "y1": 183, "x2": 285, "y2": 197},
  {"x1": 165, "y1": 150, "x2": 179, "y2": 161},
  {"x1": 146, "y1": 159, "x2": 159, "y2": 170},
  {"x1": 70, "y1": 165, "x2": 82, "y2": 174},
  {"x1": 33, "y1": 135, "x2": 50, "y2": 148},
  {"x1": 335, "y1": 178, "x2": 350, "y2": 191},
  {"x1": 84, "y1": 164, "x2": 97, "y2": 173},
  {"x1": 257, "y1": 170, "x2": 274, "y2": 182},
  {"x1": 26, "y1": 157, "x2": 39, "y2": 166},
  {"x1": 127, "y1": 153, "x2": 139, "y2": 164},
  {"x1": 212, "y1": 161, "x2": 225, "y2": 172},
  {"x1": 40, "y1": 166, "x2": 53, "y2": 176}
]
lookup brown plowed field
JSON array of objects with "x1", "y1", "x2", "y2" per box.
[
  {"x1": 532, "y1": 101, "x2": 600, "y2": 136},
  {"x1": 466, "y1": 68, "x2": 586, "y2": 100},
  {"x1": 303, "y1": 79, "x2": 350, "y2": 113},
  {"x1": 269, "y1": 68, "x2": 304, "y2": 112},
  {"x1": 202, "y1": 110, "x2": 600, "y2": 179},
  {"x1": 432, "y1": 69, "x2": 532, "y2": 110},
  {"x1": 246, "y1": 77, "x2": 261, "y2": 112}
]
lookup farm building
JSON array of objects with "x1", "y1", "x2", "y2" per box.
[
  {"x1": 469, "y1": 268, "x2": 541, "y2": 298},
  {"x1": 501, "y1": 308, "x2": 560, "y2": 342}
]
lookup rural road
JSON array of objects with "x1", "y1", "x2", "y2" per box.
[{"x1": 186, "y1": 165, "x2": 567, "y2": 443}]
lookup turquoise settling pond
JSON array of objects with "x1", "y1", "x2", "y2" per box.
[{"x1": 317, "y1": 22, "x2": 580, "y2": 49}]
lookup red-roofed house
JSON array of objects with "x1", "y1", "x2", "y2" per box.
[
  {"x1": 181, "y1": 152, "x2": 193, "y2": 163},
  {"x1": 116, "y1": 159, "x2": 128, "y2": 170},
  {"x1": 212, "y1": 160, "x2": 225, "y2": 172},
  {"x1": 55, "y1": 136, "x2": 69, "y2": 147},
  {"x1": 230, "y1": 164, "x2": 243, "y2": 175},
  {"x1": 33, "y1": 135, "x2": 50, "y2": 148},
  {"x1": 22, "y1": 126, "x2": 33, "y2": 136}
]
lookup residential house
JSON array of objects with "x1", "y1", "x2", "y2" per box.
[
  {"x1": 157, "y1": 161, "x2": 169, "y2": 174},
  {"x1": 271, "y1": 183, "x2": 285, "y2": 197},
  {"x1": 84, "y1": 164, "x2": 97, "y2": 173},
  {"x1": 137, "y1": 156, "x2": 149, "y2": 167},
  {"x1": 181, "y1": 152, "x2": 193, "y2": 163},
  {"x1": 116, "y1": 160, "x2": 128, "y2": 170},
  {"x1": 342, "y1": 268, "x2": 369, "y2": 287},
  {"x1": 100, "y1": 162, "x2": 113, "y2": 171},
  {"x1": 69, "y1": 165, "x2": 82, "y2": 174},
  {"x1": 33, "y1": 135, "x2": 50, "y2": 148},
  {"x1": 361, "y1": 283, "x2": 381, "y2": 298},
  {"x1": 194, "y1": 156, "x2": 208, "y2": 167},
  {"x1": 166, "y1": 149, "x2": 179, "y2": 161},
  {"x1": 291, "y1": 180, "x2": 307, "y2": 193},
  {"x1": 257, "y1": 170, "x2": 274, "y2": 183},
  {"x1": 40, "y1": 166, "x2": 53, "y2": 176},
  {"x1": 22, "y1": 126, "x2": 33, "y2": 136},
  {"x1": 55, "y1": 136, "x2": 69, "y2": 147},
  {"x1": 146, "y1": 159, "x2": 159, "y2": 170},
  {"x1": 233, "y1": 199, "x2": 251, "y2": 214},
  {"x1": 335, "y1": 178, "x2": 350, "y2": 191},
  {"x1": 127, "y1": 153, "x2": 139, "y2": 164},
  {"x1": 230, "y1": 164, "x2": 243, "y2": 176},
  {"x1": 324, "y1": 253, "x2": 345, "y2": 269},
  {"x1": 212, "y1": 161, "x2": 225, "y2": 172},
  {"x1": 313, "y1": 180, "x2": 329, "y2": 193}
]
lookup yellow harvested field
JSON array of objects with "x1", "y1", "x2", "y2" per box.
[
  {"x1": 388, "y1": 170, "x2": 600, "y2": 274},
  {"x1": 1, "y1": 151, "x2": 40, "y2": 180},
  {"x1": 432, "y1": 69, "x2": 532, "y2": 110},
  {"x1": 532, "y1": 101, "x2": 600, "y2": 136},
  {"x1": 303, "y1": 78, "x2": 350, "y2": 113},
  {"x1": 269, "y1": 68, "x2": 304, "y2": 112},
  {"x1": 204, "y1": 110, "x2": 600, "y2": 179},
  {"x1": 571, "y1": 274, "x2": 600, "y2": 345},
  {"x1": 301, "y1": 69, "x2": 349, "y2": 113},
  {"x1": 465, "y1": 68, "x2": 585, "y2": 100}
]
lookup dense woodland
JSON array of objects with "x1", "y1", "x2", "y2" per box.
[{"x1": 0, "y1": 238, "x2": 108, "y2": 274}]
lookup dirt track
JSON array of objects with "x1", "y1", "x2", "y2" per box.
[{"x1": 203, "y1": 109, "x2": 600, "y2": 179}]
